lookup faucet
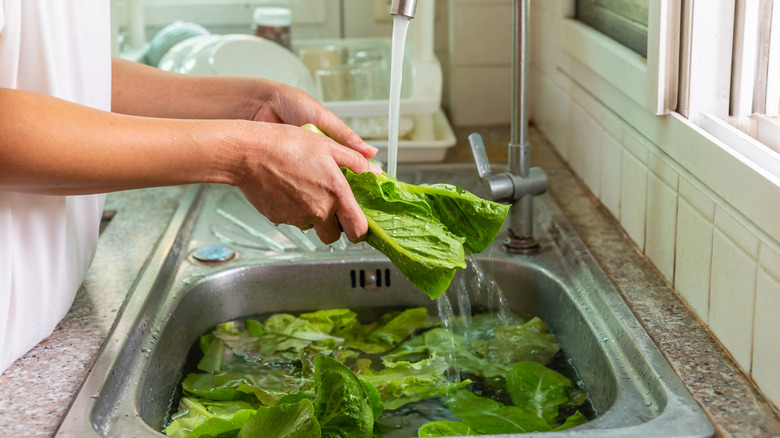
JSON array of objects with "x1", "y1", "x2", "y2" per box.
[
  {"x1": 469, "y1": 0, "x2": 548, "y2": 254},
  {"x1": 390, "y1": 0, "x2": 417, "y2": 19}
]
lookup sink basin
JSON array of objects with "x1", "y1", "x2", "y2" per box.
[{"x1": 57, "y1": 164, "x2": 714, "y2": 437}]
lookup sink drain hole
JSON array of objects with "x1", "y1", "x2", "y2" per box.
[{"x1": 350, "y1": 269, "x2": 391, "y2": 288}]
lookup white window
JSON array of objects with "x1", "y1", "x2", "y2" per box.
[
  {"x1": 562, "y1": 0, "x2": 679, "y2": 115},
  {"x1": 678, "y1": 0, "x2": 780, "y2": 174},
  {"x1": 571, "y1": 0, "x2": 779, "y2": 174}
]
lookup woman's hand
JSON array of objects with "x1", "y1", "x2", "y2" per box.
[
  {"x1": 249, "y1": 81, "x2": 378, "y2": 160},
  {"x1": 227, "y1": 120, "x2": 379, "y2": 244}
]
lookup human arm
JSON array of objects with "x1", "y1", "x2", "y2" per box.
[
  {"x1": 0, "y1": 87, "x2": 376, "y2": 243},
  {"x1": 110, "y1": 58, "x2": 377, "y2": 158}
]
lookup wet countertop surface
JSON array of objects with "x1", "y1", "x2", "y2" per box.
[{"x1": 1, "y1": 126, "x2": 779, "y2": 437}]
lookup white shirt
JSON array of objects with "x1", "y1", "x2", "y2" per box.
[{"x1": 0, "y1": 0, "x2": 112, "y2": 373}]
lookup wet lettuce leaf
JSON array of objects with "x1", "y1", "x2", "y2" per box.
[
  {"x1": 445, "y1": 389, "x2": 553, "y2": 434},
  {"x1": 344, "y1": 307, "x2": 433, "y2": 354},
  {"x1": 506, "y1": 361, "x2": 587, "y2": 425},
  {"x1": 470, "y1": 317, "x2": 561, "y2": 366},
  {"x1": 417, "y1": 420, "x2": 477, "y2": 437},
  {"x1": 390, "y1": 181, "x2": 509, "y2": 254},
  {"x1": 382, "y1": 327, "x2": 509, "y2": 380},
  {"x1": 343, "y1": 169, "x2": 509, "y2": 299},
  {"x1": 354, "y1": 356, "x2": 471, "y2": 410},
  {"x1": 314, "y1": 355, "x2": 375, "y2": 438},
  {"x1": 184, "y1": 359, "x2": 308, "y2": 406},
  {"x1": 163, "y1": 397, "x2": 257, "y2": 438},
  {"x1": 343, "y1": 168, "x2": 466, "y2": 299},
  {"x1": 237, "y1": 399, "x2": 320, "y2": 438},
  {"x1": 425, "y1": 362, "x2": 587, "y2": 436}
]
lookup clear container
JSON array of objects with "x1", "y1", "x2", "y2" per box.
[{"x1": 252, "y1": 7, "x2": 292, "y2": 50}]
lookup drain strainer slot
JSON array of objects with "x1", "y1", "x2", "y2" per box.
[{"x1": 350, "y1": 269, "x2": 391, "y2": 289}]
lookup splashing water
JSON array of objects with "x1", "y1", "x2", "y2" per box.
[
  {"x1": 466, "y1": 256, "x2": 511, "y2": 325},
  {"x1": 386, "y1": 15, "x2": 410, "y2": 178},
  {"x1": 435, "y1": 293, "x2": 461, "y2": 382}
]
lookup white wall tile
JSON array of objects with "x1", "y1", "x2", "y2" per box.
[
  {"x1": 623, "y1": 129, "x2": 650, "y2": 164},
  {"x1": 752, "y1": 267, "x2": 780, "y2": 408},
  {"x1": 648, "y1": 152, "x2": 679, "y2": 189},
  {"x1": 531, "y1": 73, "x2": 570, "y2": 156},
  {"x1": 600, "y1": 132, "x2": 623, "y2": 218},
  {"x1": 675, "y1": 198, "x2": 713, "y2": 322},
  {"x1": 567, "y1": 101, "x2": 602, "y2": 197},
  {"x1": 530, "y1": 5, "x2": 558, "y2": 76},
  {"x1": 450, "y1": 66, "x2": 512, "y2": 125},
  {"x1": 759, "y1": 242, "x2": 780, "y2": 280},
  {"x1": 620, "y1": 150, "x2": 648, "y2": 250},
  {"x1": 452, "y1": 3, "x2": 512, "y2": 66},
  {"x1": 645, "y1": 171, "x2": 678, "y2": 283},
  {"x1": 710, "y1": 229, "x2": 757, "y2": 372},
  {"x1": 715, "y1": 207, "x2": 760, "y2": 258},
  {"x1": 679, "y1": 176, "x2": 715, "y2": 220},
  {"x1": 599, "y1": 108, "x2": 625, "y2": 145}
]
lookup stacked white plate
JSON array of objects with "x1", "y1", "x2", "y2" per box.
[{"x1": 157, "y1": 33, "x2": 317, "y2": 98}]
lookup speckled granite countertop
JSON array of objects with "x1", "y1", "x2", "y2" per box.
[{"x1": 1, "y1": 127, "x2": 778, "y2": 437}]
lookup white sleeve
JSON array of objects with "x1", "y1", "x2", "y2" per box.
[{"x1": 0, "y1": 0, "x2": 5, "y2": 33}]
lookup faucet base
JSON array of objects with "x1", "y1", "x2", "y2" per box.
[{"x1": 504, "y1": 230, "x2": 541, "y2": 254}]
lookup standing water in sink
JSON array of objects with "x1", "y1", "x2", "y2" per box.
[
  {"x1": 387, "y1": 14, "x2": 410, "y2": 177},
  {"x1": 161, "y1": 260, "x2": 593, "y2": 437}
]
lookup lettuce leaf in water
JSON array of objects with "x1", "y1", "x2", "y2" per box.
[
  {"x1": 506, "y1": 361, "x2": 588, "y2": 425},
  {"x1": 417, "y1": 420, "x2": 478, "y2": 437},
  {"x1": 344, "y1": 307, "x2": 433, "y2": 354},
  {"x1": 343, "y1": 169, "x2": 509, "y2": 299},
  {"x1": 162, "y1": 397, "x2": 257, "y2": 438},
  {"x1": 354, "y1": 356, "x2": 471, "y2": 410},
  {"x1": 470, "y1": 317, "x2": 561, "y2": 366},
  {"x1": 421, "y1": 362, "x2": 588, "y2": 436},
  {"x1": 313, "y1": 355, "x2": 375, "y2": 438},
  {"x1": 237, "y1": 398, "x2": 320, "y2": 438}
]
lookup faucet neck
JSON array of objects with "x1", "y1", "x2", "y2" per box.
[{"x1": 510, "y1": 0, "x2": 531, "y2": 178}]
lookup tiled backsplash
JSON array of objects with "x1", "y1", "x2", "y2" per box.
[{"x1": 525, "y1": 3, "x2": 780, "y2": 411}]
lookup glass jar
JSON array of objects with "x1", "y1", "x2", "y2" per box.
[{"x1": 252, "y1": 7, "x2": 292, "y2": 51}]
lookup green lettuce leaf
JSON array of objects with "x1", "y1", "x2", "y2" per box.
[
  {"x1": 354, "y1": 356, "x2": 471, "y2": 410},
  {"x1": 471, "y1": 317, "x2": 561, "y2": 366},
  {"x1": 344, "y1": 168, "x2": 467, "y2": 299},
  {"x1": 390, "y1": 181, "x2": 510, "y2": 254},
  {"x1": 237, "y1": 399, "x2": 320, "y2": 438},
  {"x1": 506, "y1": 361, "x2": 587, "y2": 424},
  {"x1": 313, "y1": 356, "x2": 374, "y2": 438},
  {"x1": 345, "y1": 307, "x2": 433, "y2": 354},
  {"x1": 417, "y1": 420, "x2": 477, "y2": 437},
  {"x1": 162, "y1": 397, "x2": 256, "y2": 438},
  {"x1": 554, "y1": 410, "x2": 589, "y2": 431},
  {"x1": 183, "y1": 359, "x2": 309, "y2": 406},
  {"x1": 445, "y1": 389, "x2": 553, "y2": 434},
  {"x1": 382, "y1": 328, "x2": 509, "y2": 379}
]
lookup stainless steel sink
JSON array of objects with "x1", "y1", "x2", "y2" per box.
[{"x1": 56, "y1": 164, "x2": 714, "y2": 437}]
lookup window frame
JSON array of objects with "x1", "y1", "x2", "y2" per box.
[
  {"x1": 575, "y1": 0, "x2": 650, "y2": 57},
  {"x1": 560, "y1": 0, "x2": 680, "y2": 116}
]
